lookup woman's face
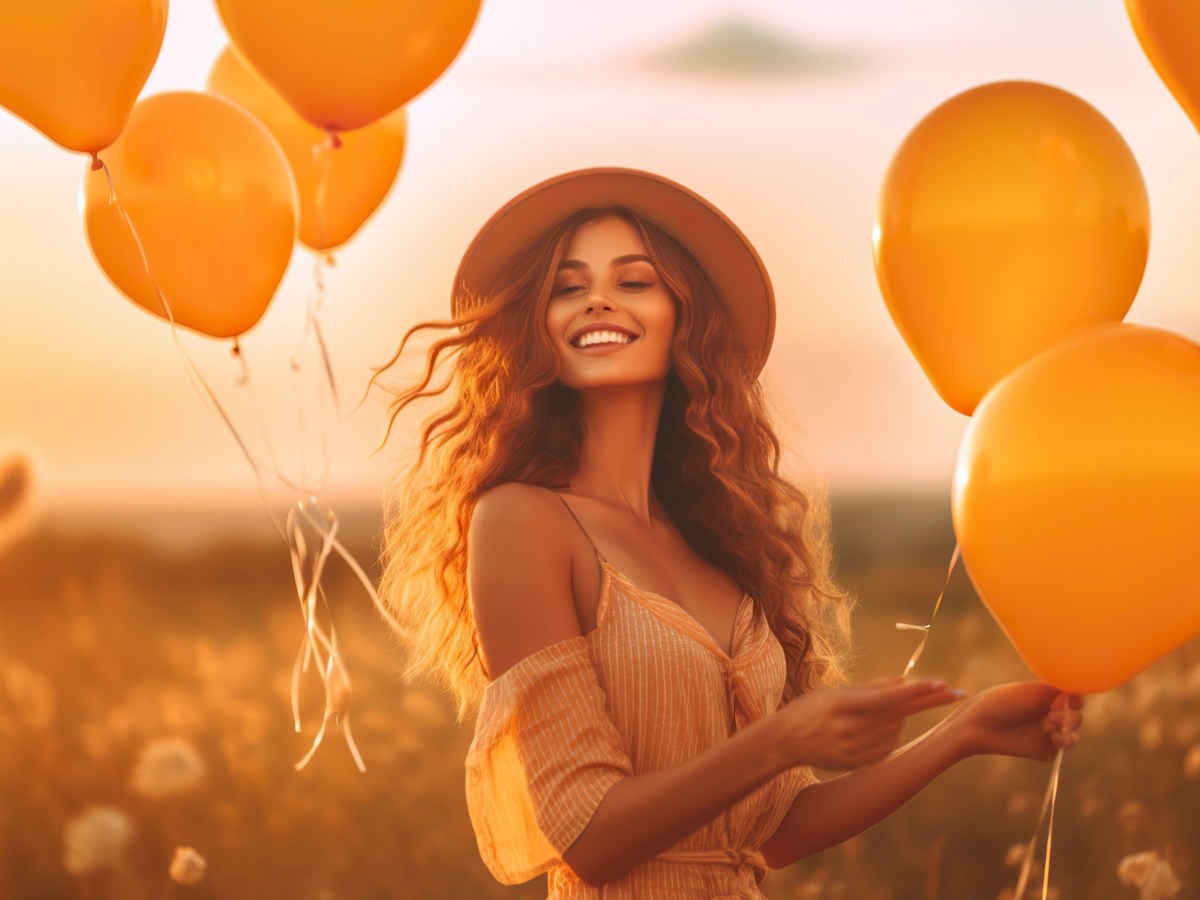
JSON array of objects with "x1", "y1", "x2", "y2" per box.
[{"x1": 545, "y1": 214, "x2": 676, "y2": 389}]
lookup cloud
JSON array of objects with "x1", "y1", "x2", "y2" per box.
[{"x1": 638, "y1": 16, "x2": 864, "y2": 82}]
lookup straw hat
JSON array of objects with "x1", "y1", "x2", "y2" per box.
[{"x1": 451, "y1": 167, "x2": 776, "y2": 375}]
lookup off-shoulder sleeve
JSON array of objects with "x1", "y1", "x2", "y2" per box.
[{"x1": 465, "y1": 634, "x2": 634, "y2": 885}]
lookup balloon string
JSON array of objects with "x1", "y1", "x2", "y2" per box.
[
  {"x1": 896, "y1": 542, "x2": 961, "y2": 677},
  {"x1": 1011, "y1": 705, "x2": 1072, "y2": 900},
  {"x1": 98, "y1": 162, "x2": 382, "y2": 771},
  {"x1": 307, "y1": 134, "x2": 341, "y2": 418},
  {"x1": 285, "y1": 251, "x2": 343, "y2": 498},
  {"x1": 310, "y1": 252, "x2": 341, "y2": 411}
]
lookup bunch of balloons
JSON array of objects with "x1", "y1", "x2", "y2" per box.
[
  {"x1": 873, "y1": 7, "x2": 1200, "y2": 697},
  {"x1": 0, "y1": 0, "x2": 480, "y2": 338},
  {"x1": 0, "y1": 0, "x2": 481, "y2": 772}
]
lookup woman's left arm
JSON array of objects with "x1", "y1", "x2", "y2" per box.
[{"x1": 760, "y1": 682, "x2": 1084, "y2": 870}]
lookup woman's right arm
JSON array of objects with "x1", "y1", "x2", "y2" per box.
[
  {"x1": 568, "y1": 678, "x2": 957, "y2": 885},
  {"x1": 468, "y1": 484, "x2": 955, "y2": 886}
]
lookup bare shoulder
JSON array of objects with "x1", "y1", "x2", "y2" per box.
[{"x1": 468, "y1": 483, "x2": 581, "y2": 681}]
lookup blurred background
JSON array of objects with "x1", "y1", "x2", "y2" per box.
[{"x1": 1, "y1": 1, "x2": 1198, "y2": 898}]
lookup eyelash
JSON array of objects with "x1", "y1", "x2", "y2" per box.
[{"x1": 553, "y1": 280, "x2": 652, "y2": 296}]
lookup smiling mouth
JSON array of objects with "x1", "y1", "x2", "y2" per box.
[{"x1": 570, "y1": 336, "x2": 639, "y2": 353}]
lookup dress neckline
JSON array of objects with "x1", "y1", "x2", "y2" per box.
[{"x1": 595, "y1": 550, "x2": 753, "y2": 661}]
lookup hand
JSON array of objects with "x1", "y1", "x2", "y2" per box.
[
  {"x1": 775, "y1": 675, "x2": 963, "y2": 771},
  {"x1": 955, "y1": 682, "x2": 1084, "y2": 762}
]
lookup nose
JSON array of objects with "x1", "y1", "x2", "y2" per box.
[{"x1": 586, "y1": 287, "x2": 617, "y2": 311}]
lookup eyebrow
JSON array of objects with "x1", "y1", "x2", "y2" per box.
[{"x1": 557, "y1": 253, "x2": 654, "y2": 272}]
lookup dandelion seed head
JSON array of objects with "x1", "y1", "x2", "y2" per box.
[
  {"x1": 1118, "y1": 851, "x2": 1161, "y2": 887},
  {"x1": 62, "y1": 805, "x2": 134, "y2": 876},
  {"x1": 130, "y1": 736, "x2": 206, "y2": 800}
]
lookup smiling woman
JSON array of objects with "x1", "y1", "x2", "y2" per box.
[{"x1": 366, "y1": 167, "x2": 1080, "y2": 899}]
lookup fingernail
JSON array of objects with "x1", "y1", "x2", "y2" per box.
[
  {"x1": 931, "y1": 680, "x2": 946, "y2": 690},
  {"x1": 949, "y1": 689, "x2": 966, "y2": 699}
]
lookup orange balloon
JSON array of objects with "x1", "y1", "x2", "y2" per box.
[
  {"x1": 80, "y1": 92, "x2": 297, "y2": 338},
  {"x1": 213, "y1": 0, "x2": 481, "y2": 132},
  {"x1": 206, "y1": 46, "x2": 407, "y2": 251},
  {"x1": 952, "y1": 322, "x2": 1200, "y2": 694},
  {"x1": 0, "y1": 0, "x2": 167, "y2": 154},
  {"x1": 874, "y1": 81, "x2": 1150, "y2": 417},
  {"x1": 1126, "y1": 0, "x2": 1200, "y2": 133}
]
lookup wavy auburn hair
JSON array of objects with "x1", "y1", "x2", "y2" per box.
[{"x1": 371, "y1": 206, "x2": 856, "y2": 724}]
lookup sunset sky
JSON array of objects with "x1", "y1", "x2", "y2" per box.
[{"x1": 4, "y1": 0, "x2": 1200, "y2": 513}]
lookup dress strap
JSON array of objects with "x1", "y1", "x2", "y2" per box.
[{"x1": 551, "y1": 491, "x2": 606, "y2": 563}]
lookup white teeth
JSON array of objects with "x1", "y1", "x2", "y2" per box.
[{"x1": 574, "y1": 330, "x2": 633, "y2": 348}]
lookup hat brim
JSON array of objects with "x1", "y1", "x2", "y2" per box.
[{"x1": 452, "y1": 167, "x2": 774, "y2": 374}]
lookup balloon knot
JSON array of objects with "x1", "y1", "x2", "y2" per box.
[
  {"x1": 230, "y1": 337, "x2": 241, "y2": 357},
  {"x1": 327, "y1": 131, "x2": 343, "y2": 150},
  {"x1": 89, "y1": 153, "x2": 103, "y2": 172}
]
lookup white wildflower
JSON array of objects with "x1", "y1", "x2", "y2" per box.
[
  {"x1": 1119, "y1": 851, "x2": 1161, "y2": 888},
  {"x1": 62, "y1": 805, "x2": 134, "y2": 876},
  {"x1": 168, "y1": 846, "x2": 207, "y2": 885},
  {"x1": 129, "y1": 736, "x2": 206, "y2": 799}
]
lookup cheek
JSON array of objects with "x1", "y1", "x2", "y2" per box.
[{"x1": 545, "y1": 306, "x2": 569, "y2": 340}]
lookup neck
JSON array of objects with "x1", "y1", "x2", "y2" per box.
[{"x1": 567, "y1": 379, "x2": 667, "y2": 527}]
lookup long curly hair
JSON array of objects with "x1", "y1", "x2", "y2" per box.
[{"x1": 371, "y1": 205, "x2": 857, "y2": 724}]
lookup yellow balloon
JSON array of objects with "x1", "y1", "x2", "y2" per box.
[
  {"x1": 213, "y1": 0, "x2": 481, "y2": 132},
  {"x1": 207, "y1": 46, "x2": 407, "y2": 251},
  {"x1": 874, "y1": 81, "x2": 1150, "y2": 417},
  {"x1": 1126, "y1": 0, "x2": 1200, "y2": 133},
  {"x1": 952, "y1": 322, "x2": 1200, "y2": 694},
  {"x1": 0, "y1": 0, "x2": 167, "y2": 154},
  {"x1": 80, "y1": 92, "x2": 297, "y2": 338}
]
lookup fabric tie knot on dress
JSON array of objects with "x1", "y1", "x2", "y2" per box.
[{"x1": 654, "y1": 845, "x2": 768, "y2": 886}]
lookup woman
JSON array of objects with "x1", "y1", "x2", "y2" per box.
[{"x1": 373, "y1": 168, "x2": 1083, "y2": 898}]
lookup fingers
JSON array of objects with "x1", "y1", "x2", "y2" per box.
[
  {"x1": 845, "y1": 678, "x2": 951, "y2": 712},
  {"x1": 893, "y1": 688, "x2": 964, "y2": 717},
  {"x1": 1050, "y1": 691, "x2": 1084, "y2": 711}
]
